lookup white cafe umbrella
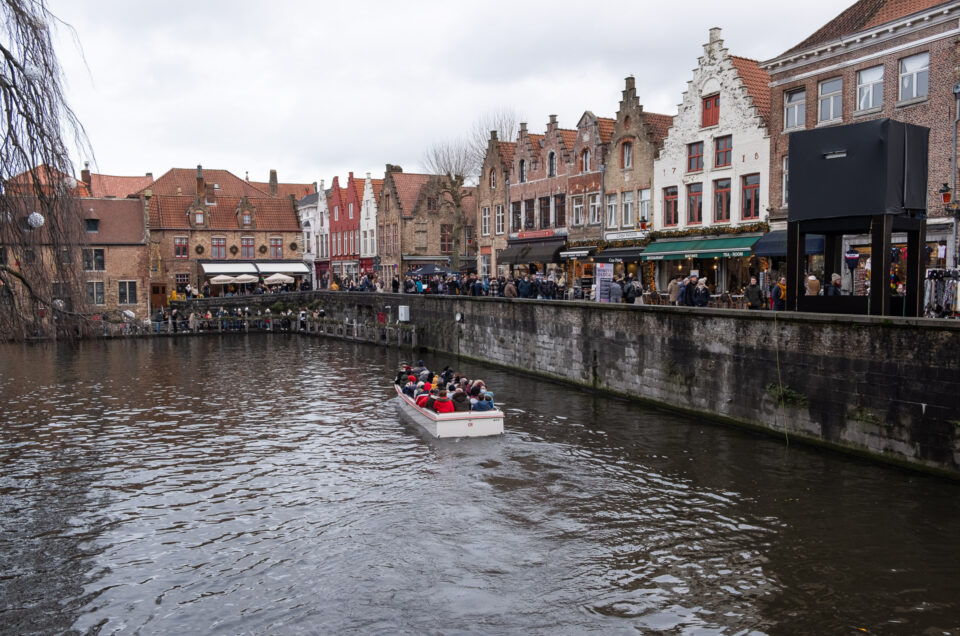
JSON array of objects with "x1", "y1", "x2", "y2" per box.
[
  {"x1": 210, "y1": 274, "x2": 236, "y2": 285},
  {"x1": 234, "y1": 274, "x2": 259, "y2": 284},
  {"x1": 264, "y1": 273, "x2": 295, "y2": 284}
]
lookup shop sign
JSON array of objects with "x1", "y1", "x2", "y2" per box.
[
  {"x1": 722, "y1": 250, "x2": 750, "y2": 257},
  {"x1": 603, "y1": 230, "x2": 649, "y2": 241},
  {"x1": 517, "y1": 229, "x2": 558, "y2": 240}
]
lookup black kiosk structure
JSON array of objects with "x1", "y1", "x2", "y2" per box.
[{"x1": 786, "y1": 119, "x2": 929, "y2": 316}]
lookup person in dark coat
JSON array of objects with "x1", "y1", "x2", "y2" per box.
[
  {"x1": 677, "y1": 277, "x2": 689, "y2": 306},
  {"x1": 824, "y1": 273, "x2": 843, "y2": 296},
  {"x1": 693, "y1": 279, "x2": 711, "y2": 307},
  {"x1": 623, "y1": 274, "x2": 639, "y2": 304},
  {"x1": 608, "y1": 277, "x2": 623, "y2": 303},
  {"x1": 392, "y1": 277, "x2": 400, "y2": 293},
  {"x1": 517, "y1": 276, "x2": 532, "y2": 298},
  {"x1": 772, "y1": 276, "x2": 787, "y2": 311},
  {"x1": 744, "y1": 276, "x2": 763, "y2": 309},
  {"x1": 684, "y1": 274, "x2": 699, "y2": 306},
  {"x1": 503, "y1": 279, "x2": 518, "y2": 298},
  {"x1": 451, "y1": 390, "x2": 471, "y2": 412}
]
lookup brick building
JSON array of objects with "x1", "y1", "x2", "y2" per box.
[
  {"x1": 596, "y1": 76, "x2": 673, "y2": 287},
  {"x1": 328, "y1": 174, "x2": 362, "y2": 281},
  {"x1": 475, "y1": 131, "x2": 515, "y2": 276},
  {"x1": 649, "y1": 28, "x2": 772, "y2": 293},
  {"x1": 360, "y1": 172, "x2": 384, "y2": 276},
  {"x1": 762, "y1": 0, "x2": 959, "y2": 270},
  {"x1": 143, "y1": 166, "x2": 304, "y2": 306}
]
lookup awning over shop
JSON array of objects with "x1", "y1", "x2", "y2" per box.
[
  {"x1": 559, "y1": 246, "x2": 597, "y2": 259},
  {"x1": 523, "y1": 240, "x2": 564, "y2": 263},
  {"x1": 752, "y1": 231, "x2": 825, "y2": 257},
  {"x1": 595, "y1": 246, "x2": 645, "y2": 262},
  {"x1": 200, "y1": 261, "x2": 258, "y2": 275},
  {"x1": 498, "y1": 243, "x2": 530, "y2": 264},
  {"x1": 640, "y1": 235, "x2": 761, "y2": 261},
  {"x1": 255, "y1": 262, "x2": 311, "y2": 274}
]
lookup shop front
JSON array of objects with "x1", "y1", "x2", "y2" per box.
[
  {"x1": 499, "y1": 236, "x2": 565, "y2": 279},
  {"x1": 359, "y1": 257, "x2": 375, "y2": 276},
  {"x1": 642, "y1": 235, "x2": 762, "y2": 293},
  {"x1": 753, "y1": 230, "x2": 825, "y2": 292}
]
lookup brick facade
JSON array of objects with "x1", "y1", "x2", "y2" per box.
[{"x1": 475, "y1": 132, "x2": 514, "y2": 275}]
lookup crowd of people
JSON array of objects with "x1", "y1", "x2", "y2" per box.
[
  {"x1": 663, "y1": 272, "x2": 844, "y2": 309},
  {"x1": 152, "y1": 305, "x2": 325, "y2": 333},
  {"x1": 394, "y1": 360, "x2": 496, "y2": 414},
  {"x1": 180, "y1": 279, "x2": 312, "y2": 300}
]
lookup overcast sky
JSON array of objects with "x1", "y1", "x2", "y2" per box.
[{"x1": 50, "y1": 0, "x2": 848, "y2": 188}]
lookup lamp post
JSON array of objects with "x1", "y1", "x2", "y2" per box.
[{"x1": 937, "y1": 183, "x2": 960, "y2": 268}]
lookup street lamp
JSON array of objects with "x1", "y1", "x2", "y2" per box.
[{"x1": 938, "y1": 183, "x2": 960, "y2": 267}]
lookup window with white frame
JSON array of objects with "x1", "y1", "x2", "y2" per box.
[
  {"x1": 588, "y1": 194, "x2": 601, "y2": 224},
  {"x1": 349, "y1": 202, "x2": 354, "y2": 219},
  {"x1": 782, "y1": 156, "x2": 790, "y2": 206},
  {"x1": 784, "y1": 89, "x2": 806, "y2": 130},
  {"x1": 857, "y1": 66, "x2": 883, "y2": 111},
  {"x1": 573, "y1": 196, "x2": 584, "y2": 225},
  {"x1": 899, "y1": 52, "x2": 929, "y2": 101},
  {"x1": 495, "y1": 204, "x2": 505, "y2": 234},
  {"x1": 605, "y1": 194, "x2": 618, "y2": 228},
  {"x1": 548, "y1": 152, "x2": 557, "y2": 177},
  {"x1": 622, "y1": 191, "x2": 634, "y2": 226},
  {"x1": 638, "y1": 189, "x2": 650, "y2": 222},
  {"x1": 334, "y1": 205, "x2": 339, "y2": 221},
  {"x1": 818, "y1": 78, "x2": 842, "y2": 123},
  {"x1": 481, "y1": 206, "x2": 490, "y2": 236}
]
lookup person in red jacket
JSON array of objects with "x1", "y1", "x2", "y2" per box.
[
  {"x1": 415, "y1": 383, "x2": 432, "y2": 408},
  {"x1": 432, "y1": 394, "x2": 455, "y2": 413}
]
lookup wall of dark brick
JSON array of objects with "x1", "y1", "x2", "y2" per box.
[{"x1": 176, "y1": 291, "x2": 960, "y2": 476}]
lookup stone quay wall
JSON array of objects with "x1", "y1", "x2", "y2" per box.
[{"x1": 175, "y1": 291, "x2": 960, "y2": 477}]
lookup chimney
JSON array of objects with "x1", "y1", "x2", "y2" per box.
[
  {"x1": 366, "y1": 171, "x2": 371, "y2": 180},
  {"x1": 312, "y1": 181, "x2": 318, "y2": 193},
  {"x1": 196, "y1": 164, "x2": 204, "y2": 197},
  {"x1": 386, "y1": 164, "x2": 403, "y2": 174},
  {"x1": 81, "y1": 161, "x2": 90, "y2": 187},
  {"x1": 269, "y1": 169, "x2": 278, "y2": 196},
  {"x1": 709, "y1": 27, "x2": 722, "y2": 44},
  {"x1": 145, "y1": 172, "x2": 153, "y2": 179},
  {"x1": 549, "y1": 114, "x2": 557, "y2": 124},
  {"x1": 625, "y1": 76, "x2": 635, "y2": 91},
  {"x1": 319, "y1": 179, "x2": 325, "y2": 191},
  {"x1": 490, "y1": 130, "x2": 498, "y2": 141},
  {"x1": 205, "y1": 182, "x2": 216, "y2": 204},
  {"x1": 519, "y1": 122, "x2": 527, "y2": 135}
]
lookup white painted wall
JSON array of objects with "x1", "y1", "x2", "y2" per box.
[{"x1": 360, "y1": 173, "x2": 378, "y2": 263}]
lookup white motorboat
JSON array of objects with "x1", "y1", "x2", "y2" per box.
[{"x1": 394, "y1": 384, "x2": 504, "y2": 438}]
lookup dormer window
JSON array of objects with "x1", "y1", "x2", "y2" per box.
[
  {"x1": 195, "y1": 211, "x2": 204, "y2": 225},
  {"x1": 85, "y1": 219, "x2": 99, "y2": 233},
  {"x1": 242, "y1": 212, "x2": 251, "y2": 225}
]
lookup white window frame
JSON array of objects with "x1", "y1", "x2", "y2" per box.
[
  {"x1": 573, "y1": 196, "x2": 584, "y2": 225},
  {"x1": 349, "y1": 202, "x2": 354, "y2": 219},
  {"x1": 638, "y1": 189, "x2": 650, "y2": 222},
  {"x1": 588, "y1": 194, "x2": 601, "y2": 225},
  {"x1": 519, "y1": 160, "x2": 526, "y2": 183},
  {"x1": 582, "y1": 149, "x2": 591, "y2": 172},
  {"x1": 818, "y1": 78, "x2": 842, "y2": 123},
  {"x1": 495, "y1": 204, "x2": 505, "y2": 234},
  {"x1": 784, "y1": 89, "x2": 806, "y2": 131},
  {"x1": 334, "y1": 205, "x2": 339, "y2": 221},
  {"x1": 782, "y1": 156, "x2": 790, "y2": 206},
  {"x1": 605, "y1": 194, "x2": 618, "y2": 228},
  {"x1": 622, "y1": 142, "x2": 633, "y2": 169},
  {"x1": 899, "y1": 52, "x2": 929, "y2": 101},
  {"x1": 622, "y1": 191, "x2": 634, "y2": 226},
  {"x1": 481, "y1": 206, "x2": 490, "y2": 236},
  {"x1": 857, "y1": 66, "x2": 884, "y2": 111}
]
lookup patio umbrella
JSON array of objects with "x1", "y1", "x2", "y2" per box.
[
  {"x1": 264, "y1": 273, "x2": 295, "y2": 284},
  {"x1": 233, "y1": 274, "x2": 259, "y2": 284},
  {"x1": 210, "y1": 274, "x2": 235, "y2": 284}
]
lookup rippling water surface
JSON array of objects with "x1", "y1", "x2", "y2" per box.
[{"x1": 1, "y1": 335, "x2": 959, "y2": 635}]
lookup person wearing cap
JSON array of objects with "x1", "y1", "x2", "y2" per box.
[
  {"x1": 825, "y1": 273, "x2": 843, "y2": 296},
  {"x1": 416, "y1": 383, "x2": 433, "y2": 407},
  {"x1": 402, "y1": 375, "x2": 418, "y2": 397}
]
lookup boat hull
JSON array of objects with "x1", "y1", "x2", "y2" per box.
[{"x1": 394, "y1": 385, "x2": 504, "y2": 438}]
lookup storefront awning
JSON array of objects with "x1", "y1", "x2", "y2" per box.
[
  {"x1": 596, "y1": 246, "x2": 645, "y2": 262},
  {"x1": 498, "y1": 243, "x2": 530, "y2": 264},
  {"x1": 752, "y1": 231, "x2": 825, "y2": 257},
  {"x1": 640, "y1": 236, "x2": 760, "y2": 261},
  {"x1": 200, "y1": 261, "x2": 258, "y2": 275},
  {"x1": 559, "y1": 246, "x2": 597, "y2": 259},
  {"x1": 523, "y1": 240, "x2": 564, "y2": 264},
  {"x1": 255, "y1": 262, "x2": 311, "y2": 274}
]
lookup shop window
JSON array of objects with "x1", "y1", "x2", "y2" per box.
[
  {"x1": 663, "y1": 187, "x2": 678, "y2": 227},
  {"x1": 687, "y1": 142, "x2": 704, "y2": 172},
  {"x1": 702, "y1": 94, "x2": 719, "y2": 127},
  {"x1": 899, "y1": 52, "x2": 929, "y2": 101},
  {"x1": 857, "y1": 66, "x2": 884, "y2": 111},
  {"x1": 742, "y1": 174, "x2": 761, "y2": 220},
  {"x1": 715, "y1": 135, "x2": 732, "y2": 167},
  {"x1": 687, "y1": 183, "x2": 702, "y2": 224},
  {"x1": 714, "y1": 179, "x2": 731, "y2": 222}
]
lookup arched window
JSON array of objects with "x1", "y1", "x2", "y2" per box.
[
  {"x1": 489, "y1": 169, "x2": 496, "y2": 189},
  {"x1": 621, "y1": 141, "x2": 633, "y2": 169},
  {"x1": 581, "y1": 149, "x2": 591, "y2": 172},
  {"x1": 548, "y1": 152, "x2": 557, "y2": 177},
  {"x1": 519, "y1": 160, "x2": 527, "y2": 183}
]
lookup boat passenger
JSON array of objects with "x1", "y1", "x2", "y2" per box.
[
  {"x1": 416, "y1": 383, "x2": 432, "y2": 407},
  {"x1": 432, "y1": 394, "x2": 455, "y2": 413},
  {"x1": 395, "y1": 365, "x2": 412, "y2": 385},
  {"x1": 411, "y1": 360, "x2": 426, "y2": 376},
  {"x1": 472, "y1": 394, "x2": 495, "y2": 411},
  {"x1": 469, "y1": 384, "x2": 483, "y2": 405},
  {"x1": 402, "y1": 375, "x2": 418, "y2": 397},
  {"x1": 446, "y1": 383, "x2": 457, "y2": 398},
  {"x1": 424, "y1": 388, "x2": 440, "y2": 411},
  {"x1": 482, "y1": 390, "x2": 495, "y2": 408},
  {"x1": 451, "y1": 390, "x2": 471, "y2": 412}
]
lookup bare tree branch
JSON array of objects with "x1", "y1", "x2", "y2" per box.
[
  {"x1": 466, "y1": 107, "x2": 520, "y2": 180},
  {"x1": 421, "y1": 139, "x2": 474, "y2": 272}
]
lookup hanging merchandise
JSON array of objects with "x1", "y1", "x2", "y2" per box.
[{"x1": 924, "y1": 269, "x2": 960, "y2": 318}]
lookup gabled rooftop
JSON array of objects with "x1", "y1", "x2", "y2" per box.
[
  {"x1": 144, "y1": 168, "x2": 270, "y2": 198},
  {"x1": 729, "y1": 56, "x2": 772, "y2": 125}
]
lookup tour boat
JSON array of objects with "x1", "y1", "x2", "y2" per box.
[{"x1": 393, "y1": 384, "x2": 504, "y2": 438}]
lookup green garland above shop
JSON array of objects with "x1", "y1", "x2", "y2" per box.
[{"x1": 565, "y1": 222, "x2": 769, "y2": 254}]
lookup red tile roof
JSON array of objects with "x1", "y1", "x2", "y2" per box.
[
  {"x1": 558, "y1": 129, "x2": 577, "y2": 150},
  {"x1": 371, "y1": 178, "x2": 384, "y2": 202},
  {"x1": 644, "y1": 113, "x2": 674, "y2": 147},
  {"x1": 527, "y1": 133, "x2": 545, "y2": 151},
  {"x1": 143, "y1": 168, "x2": 271, "y2": 198},
  {"x1": 781, "y1": 0, "x2": 947, "y2": 56},
  {"x1": 88, "y1": 173, "x2": 154, "y2": 199},
  {"x1": 390, "y1": 172, "x2": 432, "y2": 215},
  {"x1": 597, "y1": 118, "x2": 616, "y2": 143},
  {"x1": 249, "y1": 181, "x2": 316, "y2": 199},
  {"x1": 148, "y1": 194, "x2": 300, "y2": 231},
  {"x1": 729, "y1": 56, "x2": 772, "y2": 125},
  {"x1": 79, "y1": 198, "x2": 146, "y2": 244},
  {"x1": 498, "y1": 141, "x2": 516, "y2": 166},
  {"x1": 5, "y1": 164, "x2": 90, "y2": 197}
]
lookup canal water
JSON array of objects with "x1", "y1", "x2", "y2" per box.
[{"x1": 1, "y1": 335, "x2": 958, "y2": 635}]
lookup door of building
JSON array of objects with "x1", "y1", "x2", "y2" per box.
[{"x1": 151, "y1": 284, "x2": 167, "y2": 308}]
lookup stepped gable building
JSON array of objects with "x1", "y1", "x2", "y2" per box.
[
  {"x1": 248, "y1": 169, "x2": 316, "y2": 200},
  {"x1": 143, "y1": 165, "x2": 304, "y2": 306},
  {"x1": 595, "y1": 76, "x2": 674, "y2": 285},
  {"x1": 762, "y1": 0, "x2": 959, "y2": 268},
  {"x1": 327, "y1": 175, "x2": 359, "y2": 281},
  {"x1": 297, "y1": 179, "x2": 328, "y2": 287},
  {"x1": 501, "y1": 118, "x2": 575, "y2": 276},
  {"x1": 378, "y1": 166, "x2": 431, "y2": 275},
  {"x1": 475, "y1": 131, "x2": 516, "y2": 276},
  {"x1": 649, "y1": 28, "x2": 771, "y2": 293},
  {"x1": 360, "y1": 172, "x2": 384, "y2": 276}
]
